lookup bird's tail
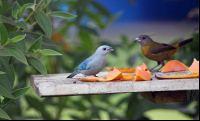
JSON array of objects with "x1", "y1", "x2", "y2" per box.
[
  {"x1": 178, "y1": 38, "x2": 194, "y2": 47},
  {"x1": 67, "y1": 70, "x2": 80, "y2": 78}
]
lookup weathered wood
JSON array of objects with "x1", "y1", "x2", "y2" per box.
[
  {"x1": 31, "y1": 71, "x2": 199, "y2": 99},
  {"x1": 140, "y1": 91, "x2": 187, "y2": 104}
]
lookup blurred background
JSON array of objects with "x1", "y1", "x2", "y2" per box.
[{"x1": 2, "y1": 0, "x2": 199, "y2": 120}]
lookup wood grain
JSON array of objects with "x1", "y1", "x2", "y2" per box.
[{"x1": 31, "y1": 71, "x2": 199, "y2": 98}]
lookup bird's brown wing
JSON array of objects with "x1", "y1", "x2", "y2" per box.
[{"x1": 149, "y1": 43, "x2": 177, "y2": 54}]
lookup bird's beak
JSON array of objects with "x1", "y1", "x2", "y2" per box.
[
  {"x1": 109, "y1": 47, "x2": 115, "y2": 51},
  {"x1": 135, "y1": 37, "x2": 141, "y2": 42}
]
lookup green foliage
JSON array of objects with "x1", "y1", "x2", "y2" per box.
[
  {"x1": 34, "y1": 11, "x2": 52, "y2": 38},
  {"x1": 0, "y1": 0, "x2": 76, "y2": 119},
  {"x1": 28, "y1": 36, "x2": 42, "y2": 52},
  {"x1": 0, "y1": 22, "x2": 8, "y2": 46},
  {"x1": 27, "y1": 56, "x2": 48, "y2": 77},
  {"x1": 0, "y1": 108, "x2": 11, "y2": 120},
  {"x1": 48, "y1": 11, "x2": 77, "y2": 19},
  {"x1": 0, "y1": 71, "x2": 6, "y2": 74}
]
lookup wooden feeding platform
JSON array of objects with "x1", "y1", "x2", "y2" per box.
[{"x1": 31, "y1": 71, "x2": 199, "y2": 104}]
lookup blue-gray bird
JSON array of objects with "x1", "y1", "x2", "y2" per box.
[{"x1": 67, "y1": 45, "x2": 114, "y2": 78}]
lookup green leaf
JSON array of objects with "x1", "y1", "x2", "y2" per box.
[
  {"x1": 0, "y1": 85, "x2": 15, "y2": 99},
  {"x1": 21, "y1": 3, "x2": 35, "y2": 14},
  {"x1": 122, "y1": 34, "x2": 128, "y2": 45},
  {"x1": 79, "y1": 30, "x2": 94, "y2": 52},
  {"x1": 0, "y1": 0, "x2": 2, "y2": 6},
  {"x1": 0, "y1": 87, "x2": 30, "y2": 108},
  {"x1": 0, "y1": 71, "x2": 5, "y2": 74},
  {"x1": 34, "y1": 11, "x2": 52, "y2": 38},
  {"x1": 90, "y1": 1, "x2": 111, "y2": 17},
  {"x1": 86, "y1": 11, "x2": 104, "y2": 28},
  {"x1": 9, "y1": 56, "x2": 17, "y2": 65},
  {"x1": 44, "y1": 0, "x2": 52, "y2": 6},
  {"x1": 28, "y1": 36, "x2": 42, "y2": 52},
  {"x1": 0, "y1": 87, "x2": 30, "y2": 109},
  {"x1": 0, "y1": 1, "x2": 9, "y2": 15},
  {"x1": 0, "y1": 15, "x2": 17, "y2": 26},
  {"x1": 17, "y1": 21, "x2": 28, "y2": 30},
  {"x1": 9, "y1": 32, "x2": 27, "y2": 52},
  {"x1": 79, "y1": 26, "x2": 98, "y2": 36},
  {"x1": 12, "y1": 87, "x2": 30, "y2": 99},
  {"x1": 9, "y1": 34, "x2": 26, "y2": 43},
  {"x1": 0, "y1": 50, "x2": 11, "y2": 56},
  {"x1": 0, "y1": 108, "x2": 11, "y2": 120},
  {"x1": 0, "y1": 23, "x2": 8, "y2": 46},
  {"x1": 4, "y1": 47, "x2": 28, "y2": 65},
  {"x1": 0, "y1": 57, "x2": 15, "y2": 88},
  {"x1": 48, "y1": 11, "x2": 77, "y2": 19},
  {"x1": 12, "y1": 1, "x2": 21, "y2": 19},
  {"x1": 104, "y1": 11, "x2": 122, "y2": 29},
  {"x1": 40, "y1": 49, "x2": 62, "y2": 56},
  {"x1": 25, "y1": 95, "x2": 52, "y2": 119},
  {"x1": 23, "y1": 32, "x2": 55, "y2": 46},
  {"x1": 0, "y1": 75, "x2": 12, "y2": 92},
  {"x1": 27, "y1": 56, "x2": 47, "y2": 76}
]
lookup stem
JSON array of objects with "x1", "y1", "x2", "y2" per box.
[
  {"x1": 22, "y1": 22, "x2": 37, "y2": 32},
  {"x1": 0, "y1": 41, "x2": 10, "y2": 51},
  {"x1": 35, "y1": 3, "x2": 45, "y2": 11},
  {"x1": 25, "y1": 10, "x2": 35, "y2": 23},
  {"x1": 34, "y1": 0, "x2": 37, "y2": 9},
  {"x1": 25, "y1": 0, "x2": 44, "y2": 22},
  {"x1": 34, "y1": 0, "x2": 44, "y2": 11},
  {"x1": 16, "y1": 0, "x2": 44, "y2": 32},
  {"x1": 15, "y1": 19, "x2": 20, "y2": 32}
]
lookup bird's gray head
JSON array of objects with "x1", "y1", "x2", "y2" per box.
[
  {"x1": 95, "y1": 45, "x2": 114, "y2": 56},
  {"x1": 135, "y1": 35, "x2": 154, "y2": 46}
]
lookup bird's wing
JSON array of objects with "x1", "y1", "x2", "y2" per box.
[
  {"x1": 77, "y1": 60, "x2": 92, "y2": 70},
  {"x1": 150, "y1": 43, "x2": 177, "y2": 54}
]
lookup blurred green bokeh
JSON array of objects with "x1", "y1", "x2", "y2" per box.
[{"x1": 0, "y1": 0, "x2": 199, "y2": 120}]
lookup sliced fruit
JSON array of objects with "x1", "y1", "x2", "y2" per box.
[
  {"x1": 135, "y1": 63, "x2": 149, "y2": 74},
  {"x1": 79, "y1": 77, "x2": 107, "y2": 82},
  {"x1": 106, "y1": 67, "x2": 135, "y2": 73},
  {"x1": 140, "y1": 63, "x2": 149, "y2": 71},
  {"x1": 162, "y1": 60, "x2": 189, "y2": 73},
  {"x1": 121, "y1": 75, "x2": 135, "y2": 81},
  {"x1": 189, "y1": 58, "x2": 199, "y2": 74},
  {"x1": 107, "y1": 68, "x2": 123, "y2": 81},
  {"x1": 106, "y1": 67, "x2": 115, "y2": 72},
  {"x1": 135, "y1": 67, "x2": 151, "y2": 81}
]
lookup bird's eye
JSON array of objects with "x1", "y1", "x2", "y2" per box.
[
  {"x1": 142, "y1": 37, "x2": 146, "y2": 40},
  {"x1": 103, "y1": 48, "x2": 106, "y2": 51}
]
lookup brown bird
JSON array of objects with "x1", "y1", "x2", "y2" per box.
[{"x1": 135, "y1": 35, "x2": 194, "y2": 72}]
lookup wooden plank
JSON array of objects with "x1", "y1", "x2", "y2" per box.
[
  {"x1": 140, "y1": 91, "x2": 187, "y2": 104},
  {"x1": 31, "y1": 71, "x2": 199, "y2": 98}
]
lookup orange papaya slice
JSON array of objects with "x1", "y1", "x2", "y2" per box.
[
  {"x1": 79, "y1": 77, "x2": 107, "y2": 82},
  {"x1": 107, "y1": 68, "x2": 123, "y2": 81},
  {"x1": 121, "y1": 75, "x2": 135, "y2": 81},
  {"x1": 135, "y1": 67, "x2": 151, "y2": 81},
  {"x1": 106, "y1": 67, "x2": 135, "y2": 73},
  {"x1": 162, "y1": 60, "x2": 189, "y2": 73},
  {"x1": 189, "y1": 58, "x2": 199, "y2": 74},
  {"x1": 135, "y1": 63, "x2": 149, "y2": 74}
]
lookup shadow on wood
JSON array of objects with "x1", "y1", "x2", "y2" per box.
[{"x1": 140, "y1": 91, "x2": 187, "y2": 104}]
